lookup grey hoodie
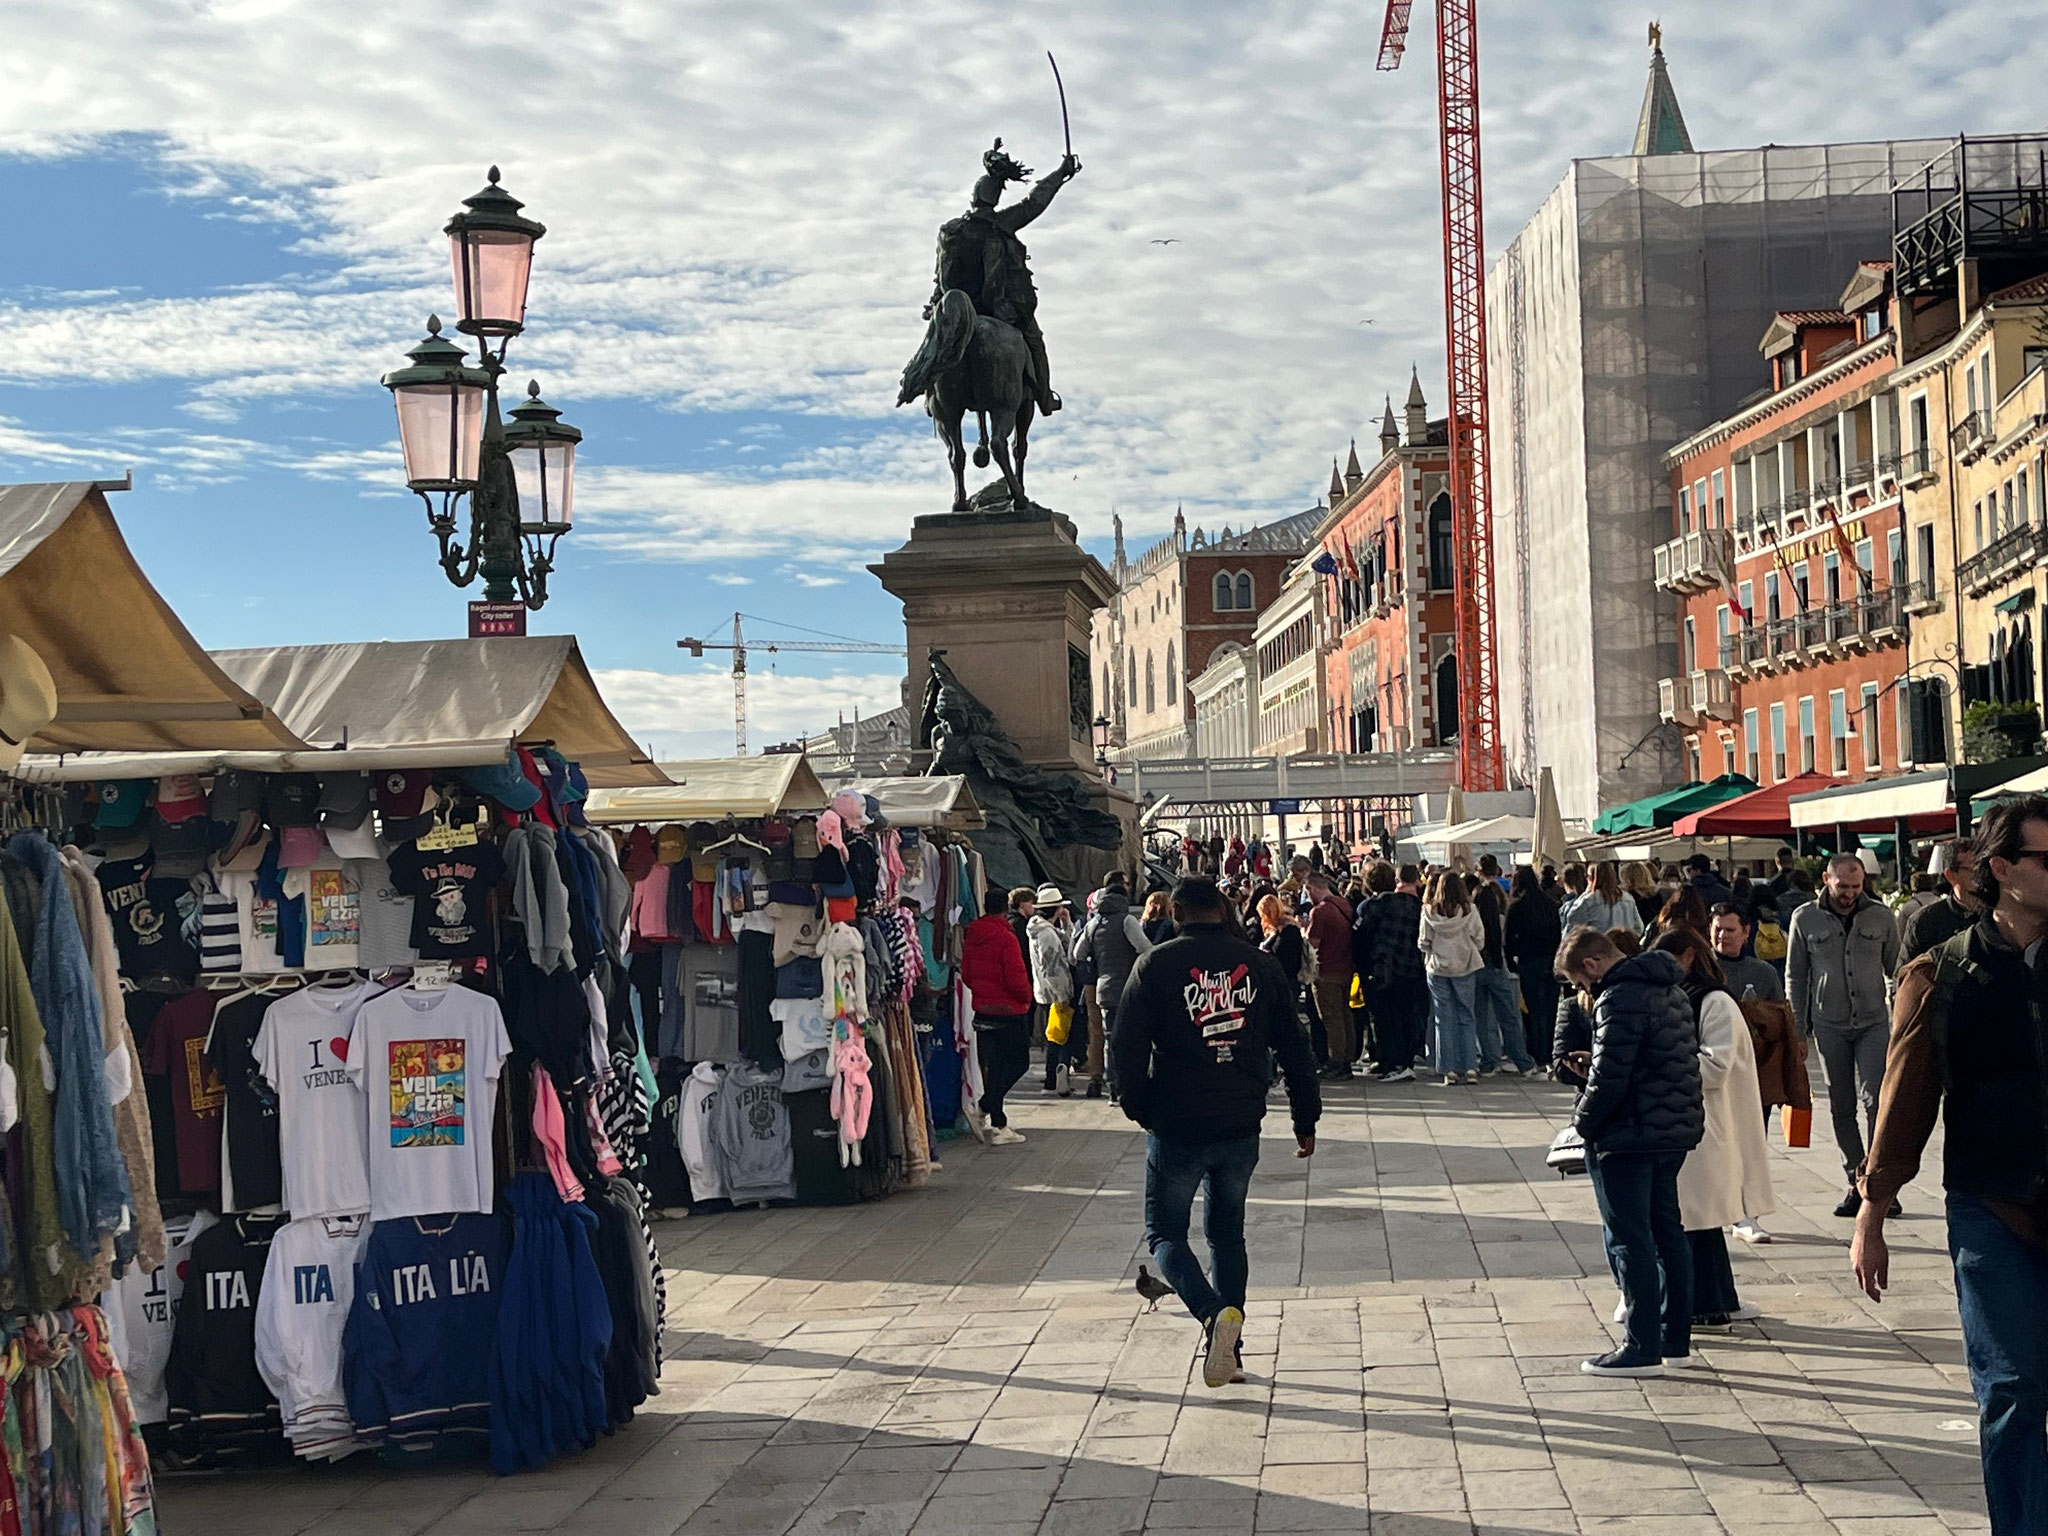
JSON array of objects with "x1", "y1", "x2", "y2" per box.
[{"x1": 712, "y1": 1063, "x2": 795, "y2": 1204}]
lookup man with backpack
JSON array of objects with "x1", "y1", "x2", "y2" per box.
[
  {"x1": 1854, "y1": 794, "x2": 2048, "y2": 1532},
  {"x1": 1072, "y1": 871, "x2": 1154, "y2": 1101}
]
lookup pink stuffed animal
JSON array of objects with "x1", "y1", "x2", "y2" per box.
[{"x1": 830, "y1": 1033, "x2": 872, "y2": 1167}]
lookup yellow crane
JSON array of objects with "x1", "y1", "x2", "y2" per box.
[{"x1": 678, "y1": 613, "x2": 906, "y2": 756}]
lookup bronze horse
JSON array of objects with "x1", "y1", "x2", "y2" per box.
[{"x1": 897, "y1": 289, "x2": 1038, "y2": 511}]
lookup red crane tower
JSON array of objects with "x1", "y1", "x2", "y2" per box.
[{"x1": 1378, "y1": 0, "x2": 1506, "y2": 792}]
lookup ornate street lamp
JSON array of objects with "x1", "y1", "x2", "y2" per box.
[
  {"x1": 1092, "y1": 714, "x2": 1116, "y2": 782},
  {"x1": 381, "y1": 167, "x2": 582, "y2": 614}
]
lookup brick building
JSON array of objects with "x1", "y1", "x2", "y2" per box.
[
  {"x1": 1659, "y1": 261, "x2": 1914, "y2": 786},
  {"x1": 1315, "y1": 374, "x2": 1456, "y2": 754},
  {"x1": 1091, "y1": 506, "x2": 1319, "y2": 762}
]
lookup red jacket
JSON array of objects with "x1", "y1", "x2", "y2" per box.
[
  {"x1": 1305, "y1": 894, "x2": 1355, "y2": 975},
  {"x1": 961, "y1": 913, "x2": 1034, "y2": 1019}
]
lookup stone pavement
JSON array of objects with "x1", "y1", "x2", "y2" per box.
[{"x1": 158, "y1": 1061, "x2": 1988, "y2": 1534}]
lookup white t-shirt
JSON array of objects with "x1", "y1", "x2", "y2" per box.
[
  {"x1": 345, "y1": 986, "x2": 511, "y2": 1220},
  {"x1": 100, "y1": 1210, "x2": 214, "y2": 1425},
  {"x1": 770, "y1": 996, "x2": 832, "y2": 1061},
  {"x1": 345, "y1": 856, "x2": 420, "y2": 970},
  {"x1": 253, "y1": 982, "x2": 374, "y2": 1219},
  {"x1": 219, "y1": 869, "x2": 287, "y2": 974},
  {"x1": 283, "y1": 859, "x2": 361, "y2": 971}
]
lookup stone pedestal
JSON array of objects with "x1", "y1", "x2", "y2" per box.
[{"x1": 871, "y1": 506, "x2": 1116, "y2": 776}]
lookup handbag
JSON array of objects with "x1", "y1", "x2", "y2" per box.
[
  {"x1": 1545, "y1": 1124, "x2": 1587, "y2": 1177},
  {"x1": 1046, "y1": 1000, "x2": 1072, "y2": 1045},
  {"x1": 1780, "y1": 1104, "x2": 1813, "y2": 1148}
]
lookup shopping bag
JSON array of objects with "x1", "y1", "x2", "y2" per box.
[
  {"x1": 1046, "y1": 1001, "x2": 1072, "y2": 1045},
  {"x1": 1350, "y1": 974, "x2": 1366, "y2": 1008},
  {"x1": 1780, "y1": 1105, "x2": 1812, "y2": 1148}
]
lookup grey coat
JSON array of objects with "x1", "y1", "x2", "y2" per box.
[{"x1": 1785, "y1": 894, "x2": 1898, "y2": 1035}]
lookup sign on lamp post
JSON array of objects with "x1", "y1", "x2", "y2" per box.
[{"x1": 469, "y1": 601, "x2": 526, "y2": 638}]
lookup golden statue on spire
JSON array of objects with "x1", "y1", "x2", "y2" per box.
[{"x1": 1648, "y1": 19, "x2": 1663, "y2": 50}]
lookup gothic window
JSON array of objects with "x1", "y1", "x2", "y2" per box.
[
  {"x1": 1102, "y1": 666, "x2": 1111, "y2": 714},
  {"x1": 1145, "y1": 653, "x2": 1156, "y2": 714},
  {"x1": 1235, "y1": 571, "x2": 1253, "y2": 610},
  {"x1": 1128, "y1": 653, "x2": 1137, "y2": 712},
  {"x1": 1435, "y1": 652, "x2": 1459, "y2": 744},
  {"x1": 1428, "y1": 494, "x2": 1455, "y2": 589},
  {"x1": 1165, "y1": 644, "x2": 1177, "y2": 707},
  {"x1": 1213, "y1": 572, "x2": 1234, "y2": 611}
]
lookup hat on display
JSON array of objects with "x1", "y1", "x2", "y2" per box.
[
  {"x1": 278, "y1": 824, "x2": 325, "y2": 868},
  {"x1": 1034, "y1": 884, "x2": 1067, "y2": 908},
  {"x1": 655, "y1": 824, "x2": 687, "y2": 865},
  {"x1": 622, "y1": 825, "x2": 656, "y2": 877},
  {"x1": 220, "y1": 828, "x2": 270, "y2": 875},
  {"x1": 325, "y1": 819, "x2": 383, "y2": 860},
  {"x1": 374, "y1": 769, "x2": 432, "y2": 820},
  {"x1": 317, "y1": 772, "x2": 373, "y2": 830},
  {"x1": 155, "y1": 774, "x2": 207, "y2": 823},
  {"x1": 830, "y1": 790, "x2": 866, "y2": 831},
  {"x1": 100, "y1": 828, "x2": 150, "y2": 861},
  {"x1": 264, "y1": 774, "x2": 321, "y2": 829},
  {"x1": 150, "y1": 813, "x2": 220, "y2": 879},
  {"x1": 456, "y1": 755, "x2": 542, "y2": 814},
  {"x1": 94, "y1": 780, "x2": 151, "y2": 831},
  {"x1": 863, "y1": 793, "x2": 888, "y2": 831},
  {"x1": 208, "y1": 770, "x2": 264, "y2": 862},
  {"x1": 0, "y1": 635, "x2": 56, "y2": 773},
  {"x1": 535, "y1": 747, "x2": 573, "y2": 806},
  {"x1": 512, "y1": 746, "x2": 557, "y2": 827},
  {"x1": 816, "y1": 810, "x2": 846, "y2": 855},
  {"x1": 761, "y1": 816, "x2": 792, "y2": 850},
  {"x1": 791, "y1": 816, "x2": 820, "y2": 859},
  {"x1": 562, "y1": 762, "x2": 591, "y2": 827}
]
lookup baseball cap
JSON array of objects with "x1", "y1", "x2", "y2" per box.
[
  {"x1": 94, "y1": 780, "x2": 151, "y2": 830},
  {"x1": 374, "y1": 769, "x2": 432, "y2": 821},
  {"x1": 264, "y1": 774, "x2": 321, "y2": 829},
  {"x1": 317, "y1": 772, "x2": 373, "y2": 830},
  {"x1": 562, "y1": 762, "x2": 591, "y2": 827},
  {"x1": 622, "y1": 825, "x2": 655, "y2": 878},
  {"x1": 155, "y1": 775, "x2": 207, "y2": 823},
  {"x1": 831, "y1": 790, "x2": 866, "y2": 831},
  {"x1": 151, "y1": 812, "x2": 221, "y2": 879},
  {"x1": 458, "y1": 754, "x2": 542, "y2": 815},
  {"x1": 278, "y1": 824, "x2": 325, "y2": 868},
  {"x1": 655, "y1": 825, "x2": 687, "y2": 865},
  {"x1": 324, "y1": 819, "x2": 383, "y2": 860},
  {"x1": 792, "y1": 816, "x2": 820, "y2": 859}
]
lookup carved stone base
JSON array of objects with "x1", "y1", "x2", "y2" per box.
[{"x1": 871, "y1": 505, "x2": 1117, "y2": 776}]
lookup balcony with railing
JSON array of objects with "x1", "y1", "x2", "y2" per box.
[
  {"x1": 1747, "y1": 587, "x2": 1913, "y2": 669},
  {"x1": 1902, "y1": 573, "x2": 1941, "y2": 615},
  {"x1": 1652, "y1": 527, "x2": 1735, "y2": 594},
  {"x1": 1900, "y1": 444, "x2": 1936, "y2": 486},
  {"x1": 1690, "y1": 667, "x2": 1735, "y2": 721},
  {"x1": 1719, "y1": 626, "x2": 1770, "y2": 678},
  {"x1": 1658, "y1": 676, "x2": 1698, "y2": 727},
  {"x1": 1958, "y1": 521, "x2": 2048, "y2": 597},
  {"x1": 1951, "y1": 409, "x2": 1994, "y2": 463}
]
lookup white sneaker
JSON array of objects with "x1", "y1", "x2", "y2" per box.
[
  {"x1": 1613, "y1": 1298, "x2": 1630, "y2": 1324},
  {"x1": 1729, "y1": 1301, "x2": 1763, "y2": 1321},
  {"x1": 1732, "y1": 1220, "x2": 1771, "y2": 1245},
  {"x1": 1203, "y1": 1307, "x2": 1244, "y2": 1389},
  {"x1": 1497, "y1": 1060, "x2": 1523, "y2": 1076},
  {"x1": 990, "y1": 1126, "x2": 1027, "y2": 1146},
  {"x1": 1058, "y1": 1065, "x2": 1073, "y2": 1097},
  {"x1": 964, "y1": 1105, "x2": 991, "y2": 1145}
]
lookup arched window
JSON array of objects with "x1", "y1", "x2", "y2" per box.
[
  {"x1": 1144, "y1": 653, "x2": 1156, "y2": 714},
  {"x1": 1101, "y1": 666, "x2": 1111, "y2": 715},
  {"x1": 1234, "y1": 571, "x2": 1253, "y2": 610},
  {"x1": 1428, "y1": 494, "x2": 1455, "y2": 589},
  {"x1": 1165, "y1": 644, "x2": 1177, "y2": 707},
  {"x1": 1435, "y1": 653, "x2": 1459, "y2": 744},
  {"x1": 1128, "y1": 653, "x2": 1138, "y2": 712},
  {"x1": 1213, "y1": 572, "x2": 1234, "y2": 611}
]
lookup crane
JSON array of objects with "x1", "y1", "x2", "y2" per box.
[
  {"x1": 1378, "y1": 0, "x2": 1507, "y2": 792},
  {"x1": 678, "y1": 613, "x2": 906, "y2": 757}
]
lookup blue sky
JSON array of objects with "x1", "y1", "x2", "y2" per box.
[{"x1": 0, "y1": 0, "x2": 2033, "y2": 755}]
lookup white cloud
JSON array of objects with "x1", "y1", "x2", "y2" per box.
[
  {"x1": 0, "y1": 1, "x2": 2040, "y2": 555},
  {"x1": 592, "y1": 664, "x2": 903, "y2": 759},
  {"x1": 709, "y1": 572, "x2": 752, "y2": 586}
]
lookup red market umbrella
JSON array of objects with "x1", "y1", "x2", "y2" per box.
[{"x1": 1670, "y1": 772, "x2": 1836, "y2": 839}]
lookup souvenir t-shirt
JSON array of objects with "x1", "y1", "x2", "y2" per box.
[
  {"x1": 344, "y1": 856, "x2": 419, "y2": 970},
  {"x1": 253, "y1": 981, "x2": 373, "y2": 1219},
  {"x1": 217, "y1": 869, "x2": 287, "y2": 975},
  {"x1": 282, "y1": 859, "x2": 361, "y2": 971},
  {"x1": 206, "y1": 993, "x2": 284, "y2": 1211},
  {"x1": 345, "y1": 985, "x2": 512, "y2": 1220},
  {"x1": 141, "y1": 988, "x2": 225, "y2": 1196},
  {"x1": 98, "y1": 854, "x2": 200, "y2": 982},
  {"x1": 386, "y1": 840, "x2": 507, "y2": 959},
  {"x1": 101, "y1": 1210, "x2": 216, "y2": 1425}
]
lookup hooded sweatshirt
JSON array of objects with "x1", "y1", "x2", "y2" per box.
[
  {"x1": 1075, "y1": 887, "x2": 1153, "y2": 1008},
  {"x1": 1417, "y1": 906, "x2": 1485, "y2": 977}
]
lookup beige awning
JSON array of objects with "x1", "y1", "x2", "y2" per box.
[
  {"x1": 17, "y1": 635, "x2": 664, "y2": 786},
  {"x1": 582, "y1": 755, "x2": 829, "y2": 824},
  {"x1": 826, "y1": 775, "x2": 985, "y2": 830},
  {"x1": 0, "y1": 482, "x2": 296, "y2": 752}
]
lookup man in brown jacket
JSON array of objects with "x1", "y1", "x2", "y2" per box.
[{"x1": 1852, "y1": 794, "x2": 2048, "y2": 1533}]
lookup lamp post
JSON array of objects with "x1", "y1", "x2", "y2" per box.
[
  {"x1": 381, "y1": 168, "x2": 582, "y2": 624},
  {"x1": 1092, "y1": 714, "x2": 1116, "y2": 783}
]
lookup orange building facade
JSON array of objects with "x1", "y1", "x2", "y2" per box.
[{"x1": 1658, "y1": 262, "x2": 1916, "y2": 788}]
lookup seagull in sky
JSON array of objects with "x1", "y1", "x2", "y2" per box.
[{"x1": 1150, "y1": 238, "x2": 1180, "y2": 246}]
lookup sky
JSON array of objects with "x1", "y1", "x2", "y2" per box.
[{"x1": 0, "y1": 0, "x2": 2033, "y2": 758}]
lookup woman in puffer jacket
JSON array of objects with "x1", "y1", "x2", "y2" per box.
[
  {"x1": 1418, "y1": 872, "x2": 1486, "y2": 1085},
  {"x1": 1558, "y1": 925, "x2": 1705, "y2": 1378},
  {"x1": 1651, "y1": 928, "x2": 1774, "y2": 1329}
]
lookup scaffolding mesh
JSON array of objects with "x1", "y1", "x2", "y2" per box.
[{"x1": 1490, "y1": 137, "x2": 1954, "y2": 823}]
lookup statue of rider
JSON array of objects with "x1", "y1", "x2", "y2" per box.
[{"x1": 926, "y1": 139, "x2": 1079, "y2": 416}]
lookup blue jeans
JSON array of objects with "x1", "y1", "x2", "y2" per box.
[
  {"x1": 1948, "y1": 1192, "x2": 2048, "y2": 1532},
  {"x1": 1585, "y1": 1150, "x2": 1691, "y2": 1361},
  {"x1": 1474, "y1": 965, "x2": 1536, "y2": 1071},
  {"x1": 1143, "y1": 1132, "x2": 1261, "y2": 1325},
  {"x1": 1427, "y1": 972, "x2": 1479, "y2": 1076}
]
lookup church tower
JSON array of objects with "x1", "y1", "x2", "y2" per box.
[{"x1": 1632, "y1": 22, "x2": 1694, "y2": 156}]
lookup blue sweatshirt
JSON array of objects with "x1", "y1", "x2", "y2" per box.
[
  {"x1": 343, "y1": 1212, "x2": 509, "y2": 1449},
  {"x1": 488, "y1": 1173, "x2": 614, "y2": 1474}
]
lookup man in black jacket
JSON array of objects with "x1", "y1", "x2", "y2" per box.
[
  {"x1": 1559, "y1": 926, "x2": 1705, "y2": 1378},
  {"x1": 1113, "y1": 877, "x2": 1321, "y2": 1389},
  {"x1": 1354, "y1": 861, "x2": 1428, "y2": 1081}
]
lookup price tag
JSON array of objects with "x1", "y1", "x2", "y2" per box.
[
  {"x1": 415, "y1": 820, "x2": 481, "y2": 851},
  {"x1": 409, "y1": 961, "x2": 459, "y2": 991}
]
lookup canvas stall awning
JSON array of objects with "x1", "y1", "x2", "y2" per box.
[
  {"x1": 582, "y1": 754, "x2": 830, "y2": 824},
  {"x1": 1787, "y1": 768, "x2": 1952, "y2": 830},
  {"x1": 0, "y1": 482, "x2": 297, "y2": 752},
  {"x1": 828, "y1": 775, "x2": 985, "y2": 830},
  {"x1": 1671, "y1": 772, "x2": 1835, "y2": 838},
  {"x1": 17, "y1": 635, "x2": 664, "y2": 786}
]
